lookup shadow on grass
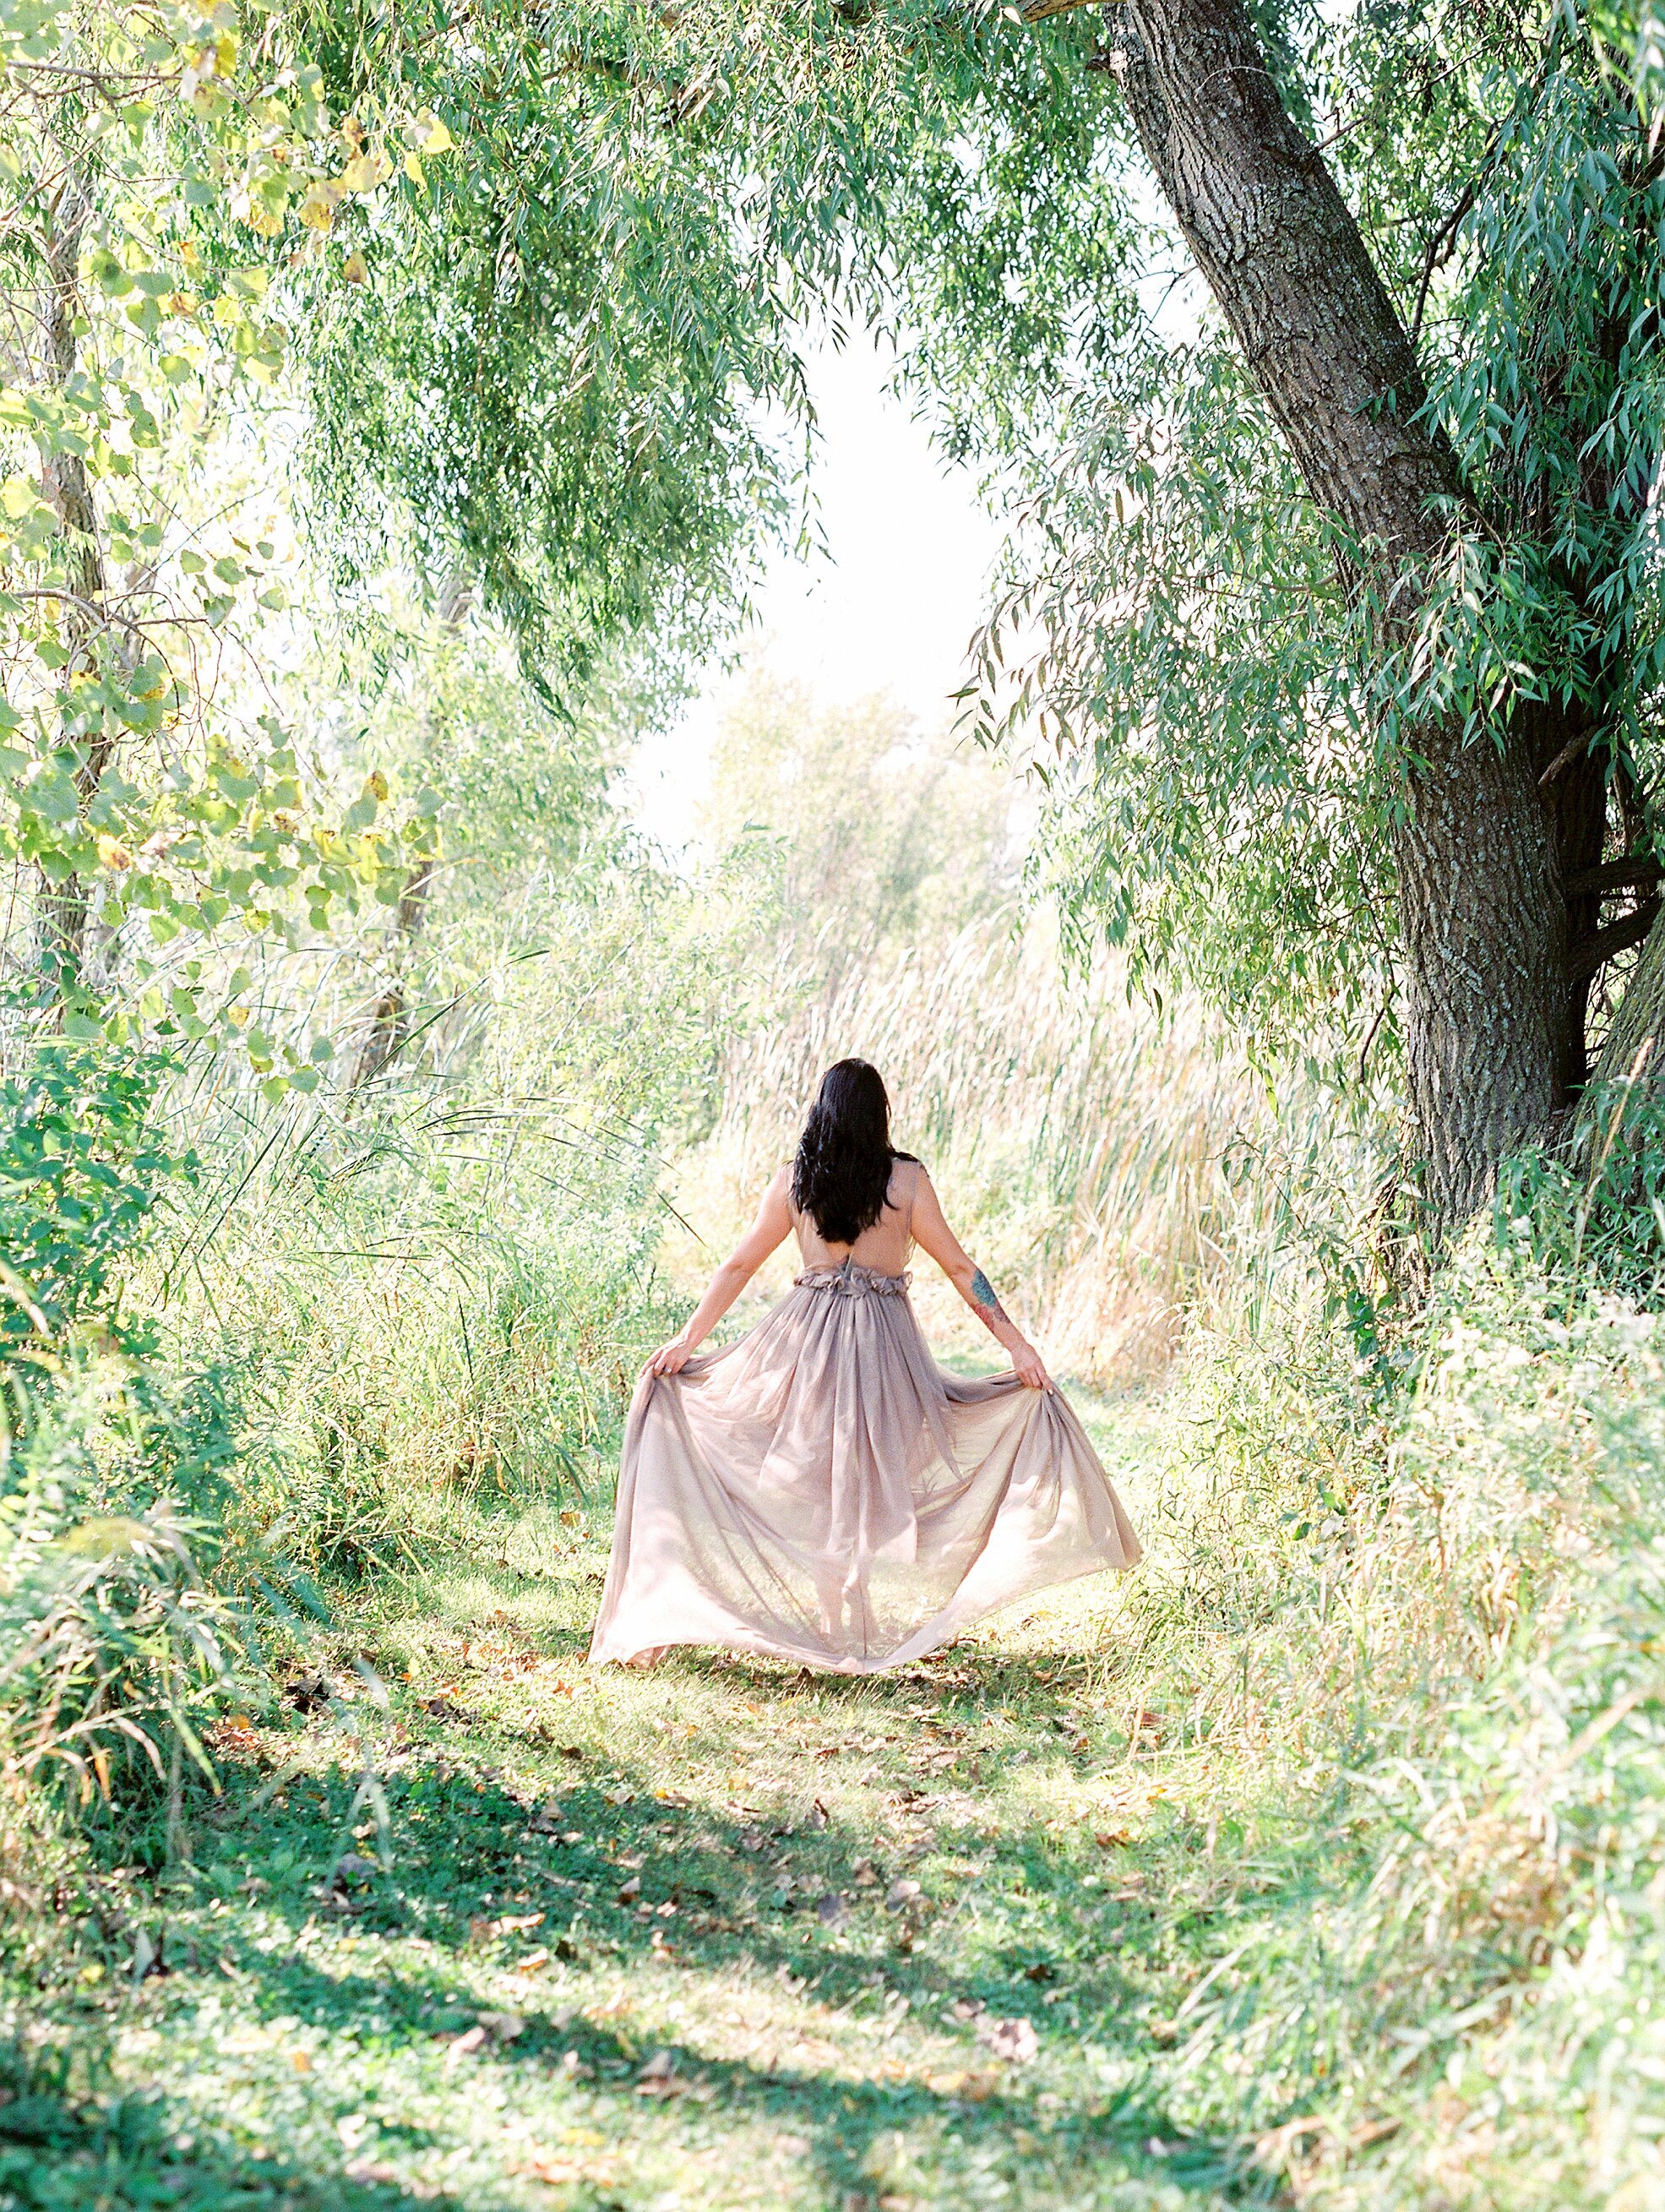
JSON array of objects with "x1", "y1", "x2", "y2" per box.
[
  {"x1": 14, "y1": 1578, "x2": 1289, "y2": 2212},
  {"x1": 35, "y1": 1764, "x2": 1282, "y2": 2206}
]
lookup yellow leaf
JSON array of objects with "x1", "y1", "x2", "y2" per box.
[
  {"x1": 214, "y1": 31, "x2": 237, "y2": 76},
  {"x1": 342, "y1": 251, "x2": 368, "y2": 285},
  {"x1": 95, "y1": 834, "x2": 133, "y2": 871},
  {"x1": 298, "y1": 184, "x2": 336, "y2": 232},
  {"x1": 0, "y1": 476, "x2": 37, "y2": 520},
  {"x1": 339, "y1": 153, "x2": 378, "y2": 193},
  {"x1": 421, "y1": 112, "x2": 454, "y2": 154},
  {"x1": 403, "y1": 151, "x2": 425, "y2": 188},
  {"x1": 366, "y1": 770, "x2": 389, "y2": 801}
]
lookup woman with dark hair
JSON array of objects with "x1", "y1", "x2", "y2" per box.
[{"x1": 590, "y1": 1059, "x2": 1139, "y2": 1671}]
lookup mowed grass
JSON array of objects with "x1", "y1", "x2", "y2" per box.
[{"x1": 1, "y1": 1400, "x2": 1291, "y2": 2212}]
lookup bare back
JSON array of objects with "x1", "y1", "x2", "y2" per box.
[{"x1": 792, "y1": 1158, "x2": 919, "y2": 1276}]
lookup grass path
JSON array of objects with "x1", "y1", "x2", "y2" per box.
[{"x1": 4, "y1": 1400, "x2": 1290, "y2": 2212}]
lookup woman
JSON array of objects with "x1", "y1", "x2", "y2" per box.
[{"x1": 590, "y1": 1060, "x2": 1140, "y2": 1672}]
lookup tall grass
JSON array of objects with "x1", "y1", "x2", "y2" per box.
[
  {"x1": 664, "y1": 910, "x2": 1373, "y2": 1381},
  {"x1": 1080, "y1": 1151, "x2": 1665, "y2": 2208}
]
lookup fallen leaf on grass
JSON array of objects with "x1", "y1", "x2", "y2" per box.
[
  {"x1": 926, "y1": 2068, "x2": 1000, "y2": 2100},
  {"x1": 476, "y1": 2011, "x2": 526, "y2": 2040},
  {"x1": 1094, "y1": 1826, "x2": 1134, "y2": 1848},
  {"x1": 510, "y1": 1946, "x2": 551, "y2": 1975},
  {"x1": 636, "y1": 2048, "x2": 709, "y2": 2098},
  {"x1": 885, "y1": 1879, "x2": 922, "y2": 1912},
  {"x1": 979, "y1": 2016, "x2": 1038, "y2": 2063},
  {"x1": 816, "y1": 1892, "x2": 849, "y2": 1927},
  {"x1": 616, "y1": 1876, "x2": 641, "y2": 1903},
  {"x1": 852, "y1": 1857, "x2": 879, "y2": 1887},
  {"x1": 805, "y1": 1797, "x2": 830, "y2": 1831},
  {"x1": 475, "y1": 1911, "x2": 543, "y2": 1939},
  {"x1": 508, "y1": 2144, "x2": 617, "y2": 2185}
]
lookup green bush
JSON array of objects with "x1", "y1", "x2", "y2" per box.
[
  {"x1": 0, "y1": 1357, "x2": 258, "y2": 1827},
  {"x1": 1125, "y1": 1163, "x2": 1665, "y2": 2206},
  {"x1": 0, "y1": 1037, "x2": 196, "y2": 1362}
]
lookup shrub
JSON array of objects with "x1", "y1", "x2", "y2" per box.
[{"x1": 0, "y1": 1037, "x2": 196, "y2": 1363}]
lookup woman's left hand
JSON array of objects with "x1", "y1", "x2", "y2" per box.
[
  {"x1": 646, "y1": 1332, "x2": 698, "y2": 1376},
  {"x1": 1011, "y1": 1338, "x2": 1053, "y2": 1392}
]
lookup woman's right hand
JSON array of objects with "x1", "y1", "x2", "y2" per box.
[
  {"x1": 1011, "y1": 1338, "x2": 1053, "y2": 1392},
  {"x1": 646, "y1": 1332, "x2": 698, "y2": 1376}
]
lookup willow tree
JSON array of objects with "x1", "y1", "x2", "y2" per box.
[
  {"x1": 269, "y1": 0, "x2": 1665, "y2": 1220},
  {"x1": 988, "y1": 0, "x2": 1665, "y2": 1222}
]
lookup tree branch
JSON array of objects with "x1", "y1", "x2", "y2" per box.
[
  {"x1": 1568, "y1": 854, "x2": 1664, "y2": 898},
  {"x1": 1571, "y1": 897, "x2": 1662, "y2": 983},
  {"x1": 1537, "y1": 718, "x2": 1599, "y2": 788}
]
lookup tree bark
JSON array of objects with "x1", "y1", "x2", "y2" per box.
[
  {"x1": 1594, "y1": 921, "x2": 1665, "y2": 1095},
  {"x1": 34, "y1": 178, "x2": 117, "y2": 1001},
  {"x1": 350, "y1": 569, "x2": 472, "y2": 1091},
  {"x1": 1108, "y1": 0, "x2": 1574, "y2": 1221}
]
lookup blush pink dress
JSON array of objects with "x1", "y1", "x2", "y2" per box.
[{"x1": 589, "y1": 1163, "x2": 1140, "y2": 1672}]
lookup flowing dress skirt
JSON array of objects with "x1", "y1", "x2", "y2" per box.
[{"x1": 589, "y1": 1264, "x2": 1141, "y2": 1673}]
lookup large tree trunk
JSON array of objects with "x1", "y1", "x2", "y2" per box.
[{"x1": 1104, "y1": 0, "x2": 1578, "y2": 1221}]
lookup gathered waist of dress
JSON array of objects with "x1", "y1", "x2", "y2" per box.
[{"x1": 794, "y1": 1261, "x2": 911, "y2": 1298}]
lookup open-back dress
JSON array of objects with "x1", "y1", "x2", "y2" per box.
[{"x1": 589, "y1": 1161, "x2": 1140, "y2": 1672}]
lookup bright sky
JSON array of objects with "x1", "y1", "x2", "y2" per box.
[{"x1": 623, "y1": 333, "x2": 1008, "y2": 858}]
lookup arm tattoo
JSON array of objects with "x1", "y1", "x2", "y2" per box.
[{"x1": 969, "y1": 1267, "x2": 1009, "y2": 1327}]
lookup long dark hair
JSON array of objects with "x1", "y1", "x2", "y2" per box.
[{"x1": 792, "y1": 1060, "x2": 913, "y2": 1245}]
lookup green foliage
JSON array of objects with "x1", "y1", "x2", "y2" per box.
[
  {"x1": 0, "y1": 1354, "x2": 261, "y2": 1816},
  {"x1": 269, "y1": 0, "x2": 1144, "y2": 683},
  {"x1": 1106, "y1": 1162, "x2": 1665, "y2": 2202},
  {"x1": 974, "y1": 7, "x2": 1665, "y2": 1066},
  {"x1": 0, "y1": 0, "x2": 445, "y2": 1047},
  {"x1": 976, "y1": 335, "x2": 1378, "y2": 1059},
  {"x1": 0, "y1": 1038, "x2": 193, "y2": 1359},
  {"x1": 1493, "y1": 1079, "x2": 1665, "y2": 1301}
]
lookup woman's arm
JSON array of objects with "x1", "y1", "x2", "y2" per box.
[
  {"x1": 645, "y1": 1166, "x2": 795, "y2": 1376},
  {"x1": 910, "y1": 1170, "x2": 1053, "y2": 1391}
]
